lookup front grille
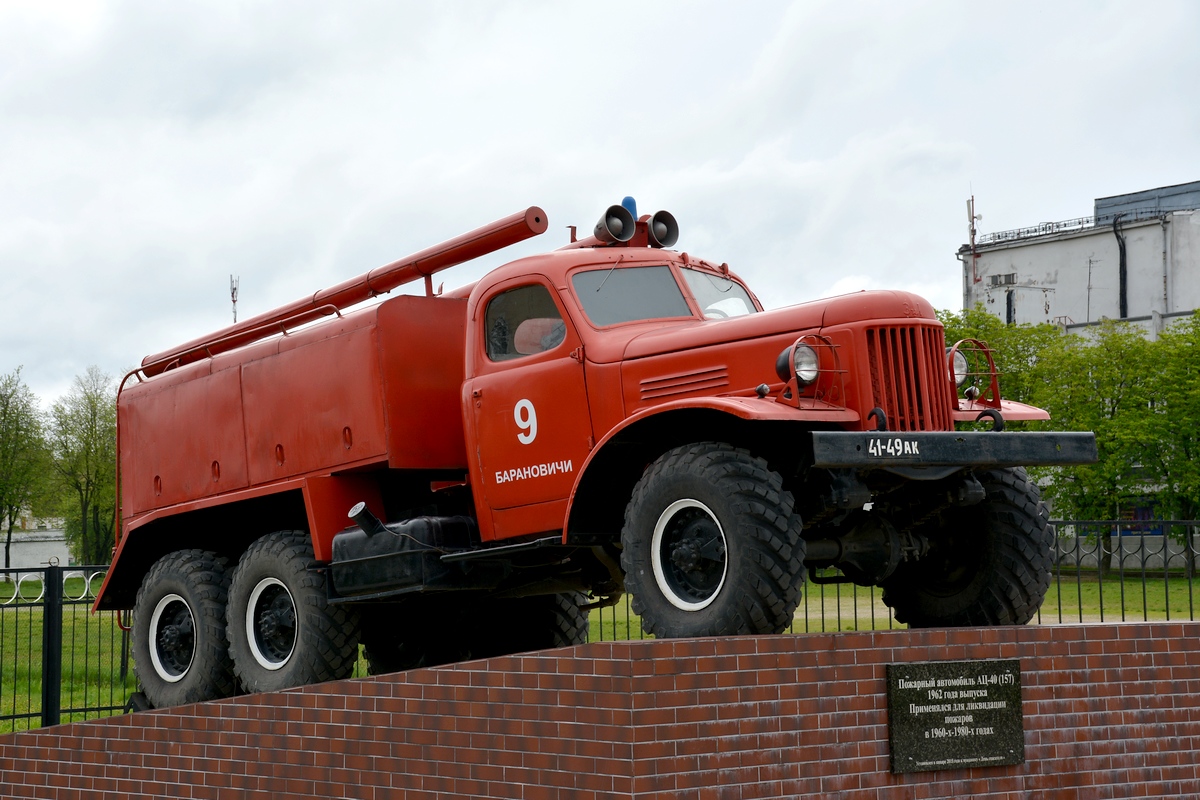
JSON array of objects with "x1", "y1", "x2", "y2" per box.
[{"x1": 865, "y1": 325, "x2": 954, "y2": 431}]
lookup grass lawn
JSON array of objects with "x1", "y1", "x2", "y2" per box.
[
  {"x1": 1038, "y1": 569, "x2": 1200, "y2": 623},
  {"x1": 587, "y1": 570, "x2": 1200, "y2": 638},
  {"x1": 587, "y1": 579, "x2": 900, "y2": 639}
]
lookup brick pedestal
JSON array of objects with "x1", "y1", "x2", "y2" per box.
[{"x1": 2, "y1": 623, "x2": 1198, "y2": 798}]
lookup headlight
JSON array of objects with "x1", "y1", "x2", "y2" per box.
[
  {"x1": 775, "y1": 341, "x2": 821, "y2": 386},
  {"x1": 948, "y1": 348, "x2": 969, "y2": 387},
  {"x1": 793, "y1": 344, "x2": 820, "y2": 386},
  {"x1": 775, "y1": 347, "x2": 792, "y2": 383}
]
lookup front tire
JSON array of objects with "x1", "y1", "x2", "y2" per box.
[
  {"x1": 620, "y1": 443, "x2": 806, "y2": 638},
  {"x1": 132, "y1": 550, "x2": 237, "y2": 708},
  {"x1": 882, "y1": 467, "x2": 1052, "y2": 627},
  {"x1": 227, "y1": 531, "x2": 359, "y2": 692}
]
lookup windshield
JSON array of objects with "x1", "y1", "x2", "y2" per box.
[
  {"x1": 571, "y1": 265, "x2": 693, "y2": 326},
  {"x1": 680, "y1": 268, "x2": 757, "y2": 319}
]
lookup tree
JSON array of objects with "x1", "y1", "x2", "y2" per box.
[
  {"x1": 1138, "y1": 313, "x2": 1200, "y2": 522},
  {"x1": 50, "y1": 367, "x2": 117, "y2": 565},
  {"x1": 1024, "y1": 321, "x2": 1159, "y2": 577},
  {"x1": 940, "y1": 309, "x2": 1165, "y2": 528},
  {"x1": 0, "y1": 367, "x2": 48, "y2": 568}
]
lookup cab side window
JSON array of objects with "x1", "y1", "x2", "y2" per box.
[{"x1": 485, "y1": 284, "x2": 567, "y2": 362}]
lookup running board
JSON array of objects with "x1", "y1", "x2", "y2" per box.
[{"x1": 439, "y1": 535, "x2": 565, "y2": 563}]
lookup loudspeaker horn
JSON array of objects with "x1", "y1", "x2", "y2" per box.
[
  {"x1": 647, "y1": 210, "x2": 679, "y2": 248},
  {"x1": 594, "y1": 205, "x2": 636, "y2": 244}
]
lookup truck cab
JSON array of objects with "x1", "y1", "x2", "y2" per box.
[{"x1": 462, "y1": 246, "x2": 771, "y2": 542}]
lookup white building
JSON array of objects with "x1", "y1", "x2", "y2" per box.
[
  {"x1": 2, "y1": 529, "x2": 72, "y2": 576},
  {"x1": 958, "y1": 181, "x2": 1200, "y2": 337}
]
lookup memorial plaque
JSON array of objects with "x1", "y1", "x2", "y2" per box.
[{"x1": 886, "y1": 659, "x2": 1024, "y2": 773}]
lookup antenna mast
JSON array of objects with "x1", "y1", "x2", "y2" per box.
[
  {"x1": 230, "y1": 275, "x2": 240, "y2": 323},
  {"x1": 967, "y1": 195, "x2": 982, "y2": 284}
]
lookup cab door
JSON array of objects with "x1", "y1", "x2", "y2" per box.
[{"x1": 464, "y1": 279, "x2": 593, "y2": 541}]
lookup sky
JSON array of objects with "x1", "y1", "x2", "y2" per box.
[{"x1": 2, "y1": 0, "x2": 1198, "y2": 404}]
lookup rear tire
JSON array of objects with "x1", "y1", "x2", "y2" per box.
[
  {"x1": 882, "y1": 467, "x2": 1052, "y2": 627},
  {"x1": 132, "y1": 550, "x2": 237, "y2": 708},
  {"x1": 227, "y1": 531, "x2": 359, "y2": 692},
  {"x1": 620, "y1": 443, "x2": 806, "y2": 638}
]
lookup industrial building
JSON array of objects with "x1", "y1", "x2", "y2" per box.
[{"x1": 958, "y1": 180, "x2": 1200, "y2": 337}]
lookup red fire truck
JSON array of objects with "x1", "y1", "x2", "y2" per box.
[{"x1": 94, "y1": 200, "x2": 1096, "y2": 708}]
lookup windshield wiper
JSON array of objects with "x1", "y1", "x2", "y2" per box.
[{"x1": 594, "y1": 254, "x2": 625, "y2": 293}]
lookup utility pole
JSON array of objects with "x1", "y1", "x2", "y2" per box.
[{"x1": 230, "y1": 275, "x2": 240, "y2": 323}]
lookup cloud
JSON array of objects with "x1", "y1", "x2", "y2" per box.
[{"x1": 0, "y1": 0, "x2": 1198, "y2": 402}]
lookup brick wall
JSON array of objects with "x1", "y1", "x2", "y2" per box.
[{"x1": 1, "y1": 623, "x2": 1198, "y2": 799}]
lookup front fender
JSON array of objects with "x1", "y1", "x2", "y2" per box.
[
  {"x1": 561, "y1": 397, "x2": 859, "y2": 543},
  {"x1": 588, "y1": 395, "x2": 860, "y2": 449}
]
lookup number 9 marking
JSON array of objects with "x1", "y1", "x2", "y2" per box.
[{"x1": 514, "y1": 399, "x2": 537, "y2": 445}]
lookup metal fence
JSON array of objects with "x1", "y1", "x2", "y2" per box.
[
  {"x1": 592, "y1": 520, "x2": 1200, "y2": 638},
  {"x1": 0, "y1": 565, "x2": 135, "y2": 733},
  {"x1": 1045, "y1": 520, "x2": 1198, "y2": 624},
  {"x1": 2, "y1": 521, "x2": 1197, "y2": 732}
]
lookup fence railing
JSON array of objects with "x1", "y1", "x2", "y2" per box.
[
  {"x1": 974, "y1": 206, "x2": 1173, "y2": 246},
  {"x1": 591, "y1": 520, "x2": 1200, "y2": 638},
  {"x1": 3, "y1": 521, "x2": 1196, "y2": 732},
  {"x1": 0, "y1": 565, "x2": 135, "y2": 733},
  {"x1": 1044, "y1": 520, "x2": 1198, "y2": 624}
]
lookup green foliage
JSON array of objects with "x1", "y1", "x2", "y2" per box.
[
  {"x1": 942, "y1": 307, "x2": 1200, "y2": 523},
  {"x1": 49, "y1": 367, "x2": 117, "y2": 565},
  {"x1": 0, "y1": 368, "x2": 51, "y2": 569},
  {"x1": 1032, "y1": 320, "x2": 1158, "y2": 519},
  {"x1": 1139, "y1": 314, "x2": 1200, "y2": 521}
]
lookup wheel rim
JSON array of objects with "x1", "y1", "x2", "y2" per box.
[
  {"x1": 651, "y1": 499, "x2": 728, "y2": 611},
  {"x1": 148, "y1": 593, "x2": 195, "y2": 683},
  {"x1": 245, "y1": 577, "x2": 297, "y2": 670}
]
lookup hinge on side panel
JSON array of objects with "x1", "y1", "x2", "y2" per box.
[{"x1": 570, "y1": 346, "x2": 585, "y2": 362}]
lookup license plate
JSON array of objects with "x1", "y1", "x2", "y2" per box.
[{"x1": 868, "y1": 437, "x2": 921, "y2": 457}]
